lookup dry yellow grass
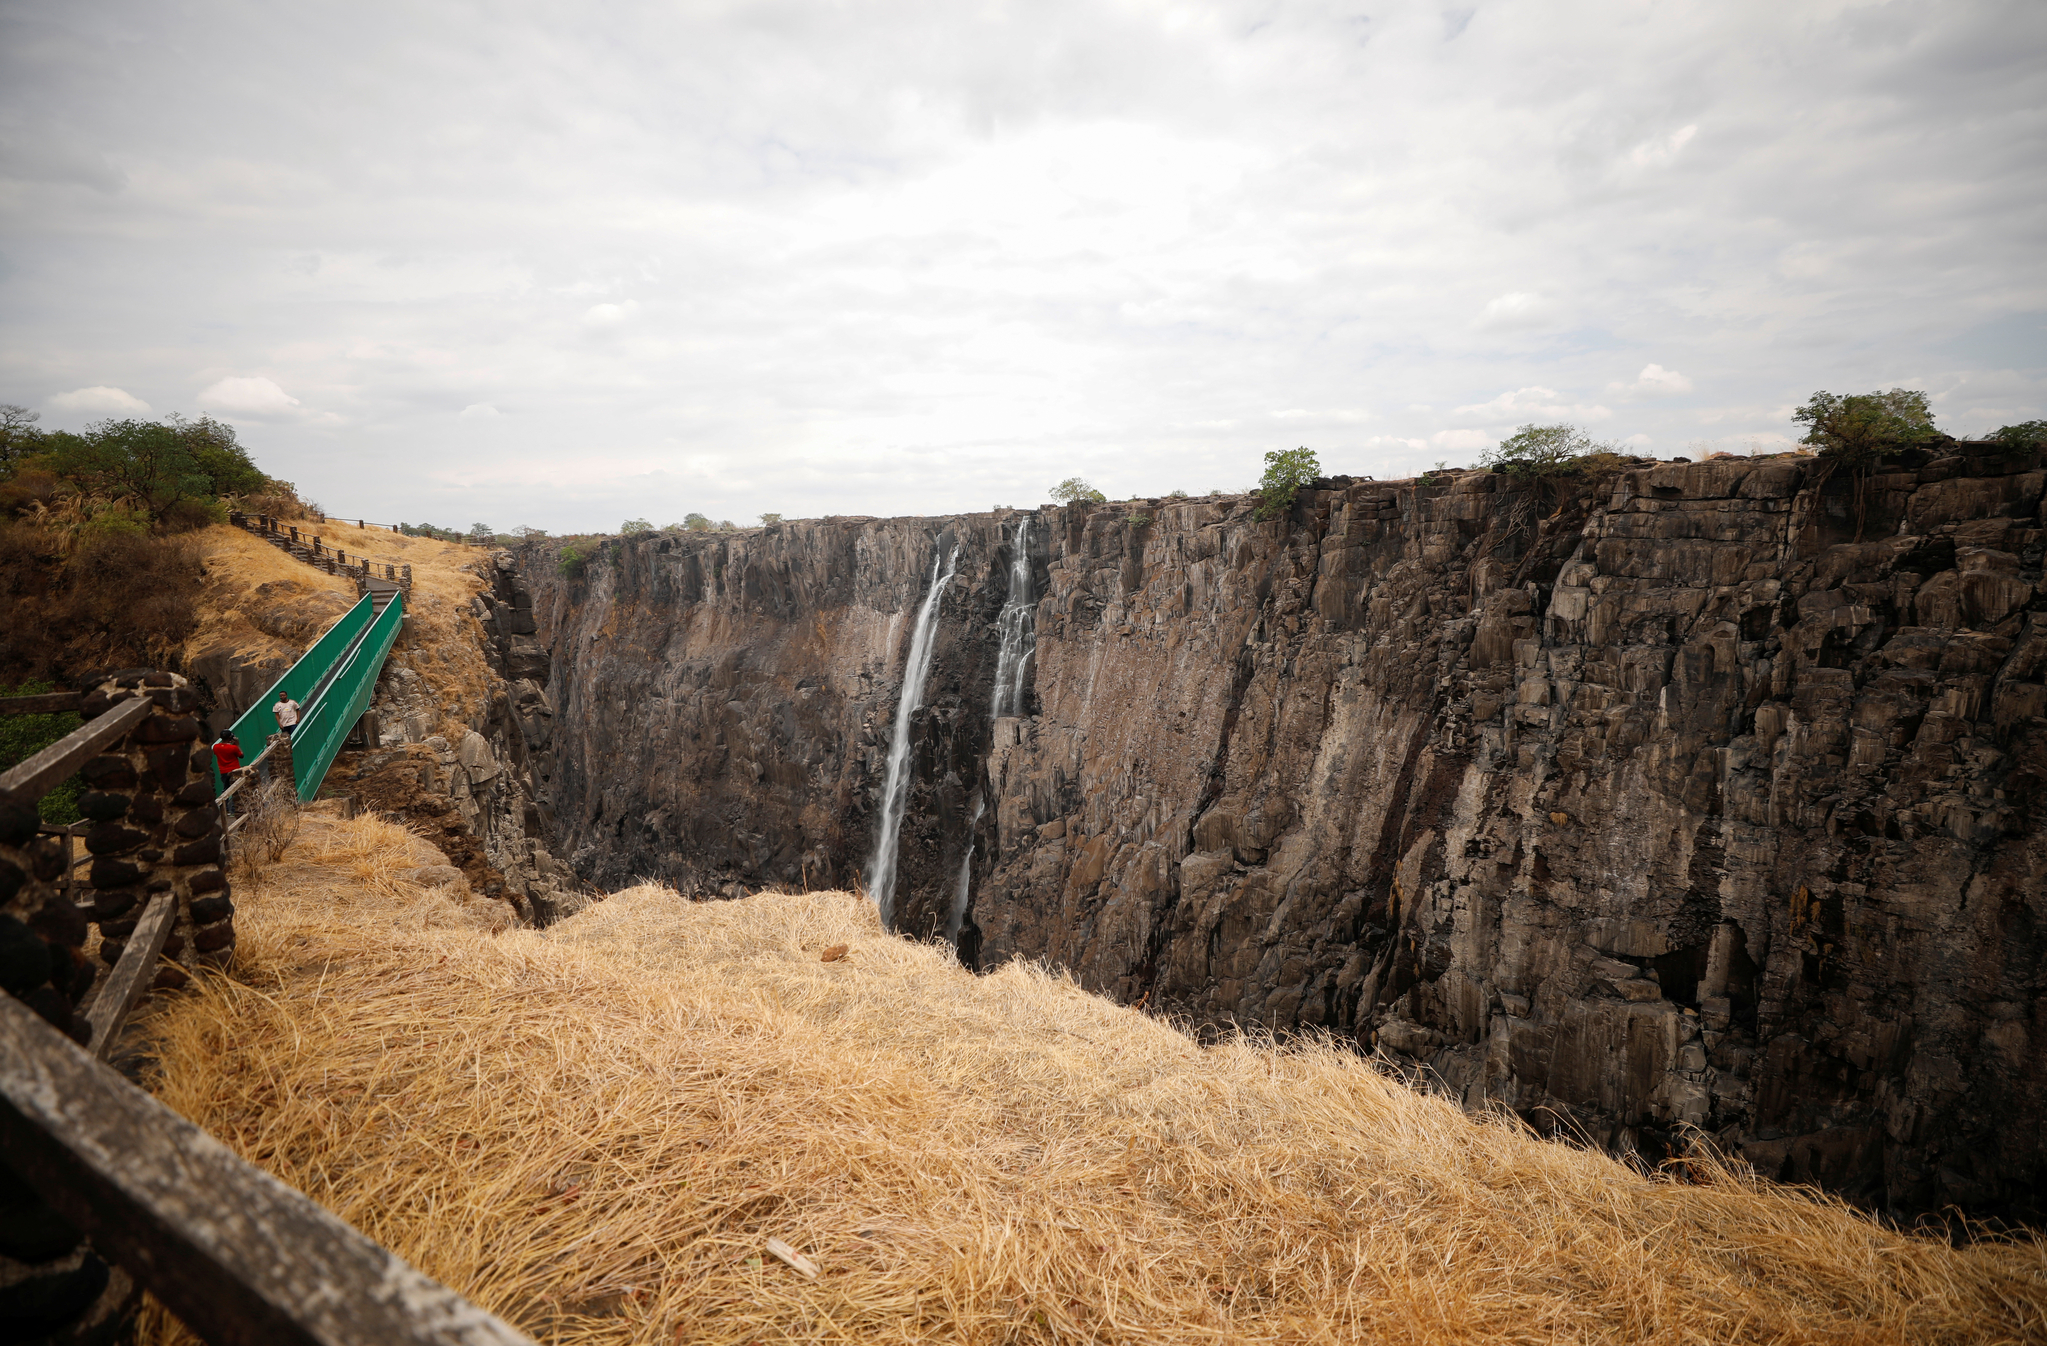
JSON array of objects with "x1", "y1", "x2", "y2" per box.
[{"x1": 134, "y1": 812, "x2": 2047, "y2": 1345}]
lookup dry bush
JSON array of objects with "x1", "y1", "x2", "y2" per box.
[
  {"x1": 235, "y1": 480, "x2": 314, "y2": 520},
  {"x1": 132, "y1": 812, "x2": 2047, "y2": 1346},
  {"x1": 234, "y1": 773, "x2": 302, "y2": 867},
  {"x1": 0, "y1": 521, "x2": 200, "y2": 683}
]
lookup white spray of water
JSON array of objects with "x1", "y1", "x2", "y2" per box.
[
  {"x1": 946, "y1": 795, "x2": 985, "y2": 946},
  {"x1": 990, "y1": 515, "x2": 1036, "y2": 718},
  {"x1": 867, "y1": 543, "x2": 959, "y2": 924}
]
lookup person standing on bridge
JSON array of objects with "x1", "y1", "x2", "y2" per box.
[{"x1": 272, "y1": 693, "x2": 302, "y2": 738}]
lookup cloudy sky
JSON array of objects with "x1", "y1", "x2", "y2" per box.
[{"x1": 2, "y1": 1, "x2": 2042, "y2": 533}]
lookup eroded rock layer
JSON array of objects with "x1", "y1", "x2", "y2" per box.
[{"x1": 522, "y1": 450, "x2": 2047, "y2": 1220}]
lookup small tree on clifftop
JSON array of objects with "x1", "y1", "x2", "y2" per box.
[
  {"x1": 1254, "y1": 446, "x2": 1320, "y2": 520},
  {"x1": 1793, "y1": 389, "x2": 1946, "y2": 467},
  {"x1": 1050, "y1": 477, "x2": 1107, "y2": 504}
]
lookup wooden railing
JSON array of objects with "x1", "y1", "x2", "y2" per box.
[
  {"x1": 228, "y1": 512, "x2": 416, "y2": 593},
  {"x1": 1, "y1": 678, "x2": 535, "y2": 1345}
]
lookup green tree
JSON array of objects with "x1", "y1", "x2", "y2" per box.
[
  {"x1": 43, "y1": 419, "x2": 209, "y2": 517},
  {"x1": 619, "y1": 518, "x2": 653, "y2": 535},
  {"x1": 0, "y1": 404, "x2": 46, "y2": 477},
  {"x1": 1050, "y1": 477, "x2": 1107, "y2": 504},
  {"x1": 1792, "y1": 389, "x2": 1946, "y2": 465},
  {"x1": 512, "y1": 524, "x2": 548, "y2": 539},
  {"x1": 557, "y1": 544, "x2": 588, "y2": 578},
  {"x1": 1479, "y1": 424, "x2": 1603, "y2": 477},
  {"x1": 683, "y1": 512, "x2": 711, "y2": 531},
  {"x1": 172, "y1": 415, "x2": 266, "y2": 498},
  {"x1": 1254, "y1": 446, "x2": 1320, "y2": 521},
  {"x1": 759, "y1": 512, "x2": 783, "y2": 525},
  {"x1": 468, "y1": 522, "x2": 497, "y2": 542},
  {"x1": 1990, "y1": 419, "x2": 2047, "y2": 446}
]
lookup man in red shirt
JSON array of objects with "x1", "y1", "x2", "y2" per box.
[{"x1": 212, "y1": 731, "x2": 244, "y2": 810}]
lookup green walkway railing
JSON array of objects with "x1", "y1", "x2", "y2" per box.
[{"x1": 230, "y1": 590, "x2": 406, "y2": 801}]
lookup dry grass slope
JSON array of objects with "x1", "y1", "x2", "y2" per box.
[{"x1": 136, "y1": 813, "x2": 2046, "y2": 1345}]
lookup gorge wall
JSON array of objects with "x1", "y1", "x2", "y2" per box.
[{"x1": 516, "y1": 450, "x2": 2047, "y2": 1222}]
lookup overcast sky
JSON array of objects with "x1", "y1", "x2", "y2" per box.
[{"x1": 3, "y1": 1, "x2": 2042, "y2": 533}]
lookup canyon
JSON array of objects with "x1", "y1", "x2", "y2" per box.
[{"x1": 501, "y1": 449, "x2": 2047, "y2": 1223}]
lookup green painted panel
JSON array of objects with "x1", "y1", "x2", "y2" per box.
[
  {"x1": 230, "y1": 592, "x2": 376, "y2": 747},
  {"x1": 288, "y1": 592, "x2": 404, "y2": 801}
]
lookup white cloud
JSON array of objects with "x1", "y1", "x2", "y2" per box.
[
  {"x1": 1613, "y1": 364, "x2": 1695, "y2": 396},
  {"x1": 46, "y1": 386, "x2": 151, "y2": 416},
  {"x1": 582, "y1": 301, "x2": 639, "y2": 329},
  {"x1": 1628, "y1": 123, "x2": 1698, "y2": 168},
  {"x1": 460, "y1": 403, "x2": 501, "y2": 419},
  {"x1": 1453, "y1": 387, "x2": 1614, "y2": 424},
  {"x1": 1, "y1": 0, "x2": 2041, "y2": 529},
  {"x1": 1473, "y1": 293, "x2": 1558, "y2": 332},
  {"x1": 197, "y1": 376, "x2": 300, "y2": 415}
]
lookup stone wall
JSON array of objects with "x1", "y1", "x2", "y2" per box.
[{"x1": 520, "y1": 448, "x2": 2047, "y2": 1220}]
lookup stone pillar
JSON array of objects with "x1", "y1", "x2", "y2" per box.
[
  {"x1": 78, "y1": 671, "x2": 233, "y2": 990},
  {"x1": 0, "y1": 795, "x2": 92, "y2": 1046},
  {"x1": 0, "y1": 679, "x2": 178, "y2": 1342}
]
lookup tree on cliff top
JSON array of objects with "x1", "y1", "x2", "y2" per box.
[
  {"x1": 1050, "y1": 477, "x2": 1107, "y2": 504},
  {"x1": 1793, "y1": 389, "x2": 1947, "y2": 466},
  {"x1": 1478, "y1": 424, "x2": 1611, "y2": 478},
  {"x1": 1254, "y1": 447, "x2": 1320, "y2": 520}
]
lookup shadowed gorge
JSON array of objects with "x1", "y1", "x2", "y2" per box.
[{"x1": 516, "y1": 450, "x2": 2047, "y2": 1223}]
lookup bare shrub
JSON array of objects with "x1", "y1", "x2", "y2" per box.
[
  {"x1": 0, "y1": 522, "x2": 200, "y2": 683},
  {"x1": 236, "y1": 774, "x2": 302, "y2": 868}
]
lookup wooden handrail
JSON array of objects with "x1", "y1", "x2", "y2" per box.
[
  {"x1": 215, "y1": 739, "x2": 281, "y2": 808},
  {"x1": 83, "y1": 892, "x2": 176, "y2": 1060},
  {"x1": 0, "y1": 691, "x2": 84, "y2": 714},
  {"x1": 0, "y1": 995, "x2": 536, "y2": 1346},
  {"x1": 0, "y1": 696, "x2": 152, "y2": 802}
]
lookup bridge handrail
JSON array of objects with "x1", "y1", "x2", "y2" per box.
[
  {"x1": 230, "y1": 592, "x2": 377, "y2": 751},
  {"x1": 286, "y1": 591, "x2": 405, "y2": 801}
]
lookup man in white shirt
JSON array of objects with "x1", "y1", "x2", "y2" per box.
[{"x1": 273, "y1": 694, "x2": 302, "y2": 737}]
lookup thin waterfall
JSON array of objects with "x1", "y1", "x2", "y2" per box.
[
  {"x1": 951, "y1": 516, "x2": 1038, "y2": 949},
  {"x1": 946, "y1": 795, "x2": 985, "y2": 945},
  {"x1": 990, "y1": 515, "x2": 1036, "y2": 718},
  {"x1": 866, "y1": 542, "x2": 959, "y2": 924}
]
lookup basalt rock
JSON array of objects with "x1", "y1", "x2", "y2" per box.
[{"x1": 520, "y1": 449, "x2": 2047, "y2": 1222}]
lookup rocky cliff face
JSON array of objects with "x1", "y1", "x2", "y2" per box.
[{"x1": 519, "y1": 449, "x2": 2047, "y2": 1221}]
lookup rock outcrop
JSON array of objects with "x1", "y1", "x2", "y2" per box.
[
  {"x1": 519, "y1": 447, "x2": 2047, "y2": 1221},
  {"x1": 338, "y1": 553, "x2": 584, "y2": 922}
]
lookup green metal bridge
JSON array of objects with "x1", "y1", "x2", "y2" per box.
[{"x1": 230, "y1": 581, "x2": 405, "y2": 802}]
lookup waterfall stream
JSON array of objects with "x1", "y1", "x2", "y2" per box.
[
  {"x1": 949, "y1": 515, "x2": 1040, "y2": 948},
  {"x1": 866, "y1": 543, "x2": 959, "y2": 924},
  {"x1": 990, "y1": 515, "x2": 1036, "y2": 718},
  {"x1": 946, "y1": 795, "x2": 985, "y2": 946}
]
